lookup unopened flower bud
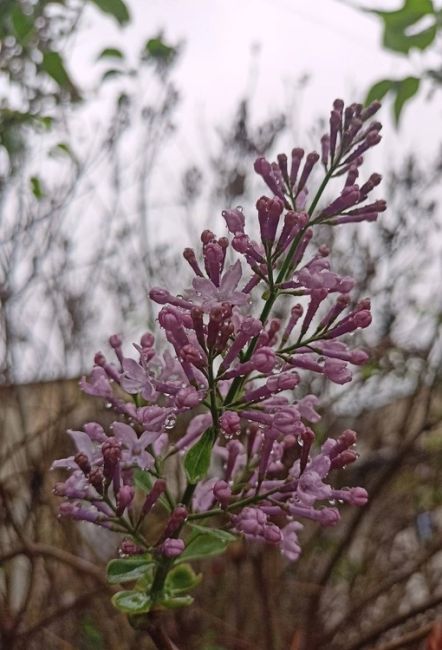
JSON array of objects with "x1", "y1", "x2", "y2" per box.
[
  {"x1": 161, "y1": 538, "x2": 185, "y2": 558},
  {"x1": 74, "y1": 452, "x2": 91, "y2": 475}
]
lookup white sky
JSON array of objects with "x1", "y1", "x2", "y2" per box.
[{"x1": 71, "y1": 0, "x2": 441, "y2": 163}]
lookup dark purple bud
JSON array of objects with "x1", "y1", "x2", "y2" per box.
[
  {"x1": 329, "y1": 110, "x2": 341, "y2": 161},
  {"x1": 213, "y1": 480, "x2": 232, "y2": 508},
  {"x1": 163, "y1": 505, "x2": 188, "y2": 539},
  {"x1": 330, "y1": 450, "x2": 358, "y2": 470},
  {"x1": 142, "y1": 479, "x2": 167, "y2": 516},
  {"x1": 201, "y1": 229, "x2": 215, "y2": 244},
  {"x1": 160, "y1": 538, "x2": 185, "y2": 558},
  {"x1": 109, "y1": 334, "x2": 122, "y2": 349},
  {"x1": 282, "y1": 304, "x2": 303, "y2": 343},
  {"x1": 181, "y1": 344, "x2": 207, "y2": 370},
  {"x1": 359, "y1": 172, "x2": 382, "y2": 198},
  {"x1": 116, "y1": 485, "x2": 135, "y2": 516},
  {"x1": 347, "y1": 200, "x2": 386, "y2": 216},
  {"x1": 297, "y1": 152, "x2": 320, "y2": 194},
  {"x1": 321, "y1": 134, "x2": 330, "y2": 166},
  {"x1": 75, "y1": 452, "x2": 91, "y2": 475},
  {"x1": 102, "y1": 439, "x2": 121, "y2": 480},
  {"x1": 277, "y1": 153, "x2": 289, "y2": 184},
  {"x1": 320, "y1": 187, "x2": 360, "y2": 219},
  {"x1": 263, "y1": 523, "x2": 282, "y2": 544},
  {"x1": 254, "y1": 156, "x2": 272, "y2": 176},
  {"x1": 343, "y1": 131, "x2": 382, "y2": 166},
  {"x1": 360, "y1": 101, "x2": 381, "y2": 122},
  {"x1": 119, "y1": 538, "x2": 144, "y2": 556},
  {"x1": 290, "y1": 148, "x2": 304, "y2": 188},
  {"x1": 299, "y1": 427, "x2": 315, "y2": 473},
  {"x1": 175, "y1": 386, "x2": 201, "y2": 408},
  {"x1": 220, "y1": 411, "x2": 241, "y2": 438},
  {"x1": 183, "y1": 248, "x2": 204, "y2": 277},
  {"x1": 345, "y1": 165, "x2": 359, "y2": 187},
  {"x1": 89, "y1": 467, "x2": 104, "y2": 494},
  {"x1": 301, "y1": 288, "x2": 328, "y2": 336},
  {"x1": 140, "y1": 332, "x2": 155, "y2": 348},
  {"x1": 331, "y1": 429, "x2": 357, "y2": 457}
]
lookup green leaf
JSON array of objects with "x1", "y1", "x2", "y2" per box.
[
  {"x1": 49, "y1": 142, "x2": 75, "y2": 162},
  {"x1": 143, "y1": 36, "x2": 177, "y2": 64},
  {"x1": 393, "y1": 76, "x2": 420, "y2": 125},
  {"x1": 177, "y1": 526, "x2": 236, "y2": 563},
  {"x1": 133, "y1": 468, "x2": 154, "y2": 493},
  {"x1": 97, "y1": 47, "x2": 125, "y2": 60},
  {"x1": 189, "y1": 525, "x2": 237, "y2": 543},
  {"x1": 106, "y1": 555, "x2": 154, "y2": 584},
  {"x1": 367, "y1": 0, "x2": 437, "y2": 54},
  {"x1": 10, "y1": 7, "x2": 34, "y2": 44},
  {"x1": 184, "y1": 427, "x2": 216, "y2": 484},
  {"x1": 41, "y1": 51, "x2": 78, "y2": 97},
  {"x1": 30, "y1": 176, "x2": 44, "y2": 199},
  {"x1": 165, "y1": 563, "x2": 202, "y2": 595},
  {"x1": 101, "y1": 68, "x2": 124, "y2": 82},
  {"x1": 365, "y1": 78, "x2": 395, "y2": 106},
  {"x1": 89, "y1": 0, "x2": 130, "y2": 26},
  {"x1": 111, "y1": 590, "x2": 151, "y2": 614},
  {"x1": 37, "y1": 116, "x2": 54, "y2": 130},
  {"x1": 158, "y1": 595, "x2": 193, "y2": 609},
  {"x1": 384, "y1": 22, "x2": 436, "y2": 53}
]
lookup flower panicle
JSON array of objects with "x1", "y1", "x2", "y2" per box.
[{"x1": 52, "y1": 97, "x2": 383, "y2": 566}]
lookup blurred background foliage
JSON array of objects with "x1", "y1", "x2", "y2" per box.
[{"x1": 1, "y1": 1, "x2": 442, "y2": 649}]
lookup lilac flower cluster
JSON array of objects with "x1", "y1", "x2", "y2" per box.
[{"x1": 52, "y1": 98, "x2": 383, "y2": 588}]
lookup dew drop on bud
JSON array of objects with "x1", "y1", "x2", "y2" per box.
[
  {"x1": 105, "y1": 402, "x2": 112, "y2": 409},
  {"x1": 164, "y1": 414, "x2": 176, "y2": 430},
  {"x1": 329, "y1": 498, "x2": 336, "y2": 505}
]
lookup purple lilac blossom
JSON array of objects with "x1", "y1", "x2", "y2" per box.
[{"x1": 52, "y1": 97, "x2": 384, "y2": 567}]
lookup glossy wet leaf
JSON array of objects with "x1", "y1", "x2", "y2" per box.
[
  {"x1": 106, "y1": 555, "x2": 154, "y2": 584},
  {"x1": 184, "y1": 427, "x2": 216, "y2": 484},
  {"x1": 165, "y1": 563, "x2": 202, "y2": 594},
  {"x1": 111, "y1": 590, "x2": 151, "y2": 614}
]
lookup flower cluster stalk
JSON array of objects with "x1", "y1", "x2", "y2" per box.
[{"x1": 51, "y1": 98, "x2": 385, "y2": 643}]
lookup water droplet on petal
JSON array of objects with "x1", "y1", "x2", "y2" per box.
[{"x1": 164, "y1": 414, "x2": 177, "y2": 430}]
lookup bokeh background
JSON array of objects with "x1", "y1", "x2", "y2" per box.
[{"x1": 1, "y1": 1, "x2": 442, "y2": 648}]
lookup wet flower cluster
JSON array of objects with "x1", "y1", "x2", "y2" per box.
[{"x1": 52, "y1": 98, "x2": 384, "y2": 569}]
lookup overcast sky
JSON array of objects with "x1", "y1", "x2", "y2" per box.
[{"x1": 71, "y1": 0, "x2": 441, "y2": 162}]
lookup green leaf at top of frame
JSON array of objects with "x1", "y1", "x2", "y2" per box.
[
  {"x1": 365, "y1": 78, "x2": 395, "y2": 106},
  {"x1": 364, "y1": 75, "x2": 420, "y2": 126},
  {"x1": 106, "y1": 555, "x2": 155, "y2": 584},
  {"x1": 366, "y1": 0, "x2": 437, "y2": 54},
  {"x1": 89, "y1": 0, "x2": 130, "y2": 26},
  {"x1": 393, "y1": 76, "x2": 420, "y2": 125},
  {"x1": 184, "y1": 427, "x2": 216, "y2": 484}
]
